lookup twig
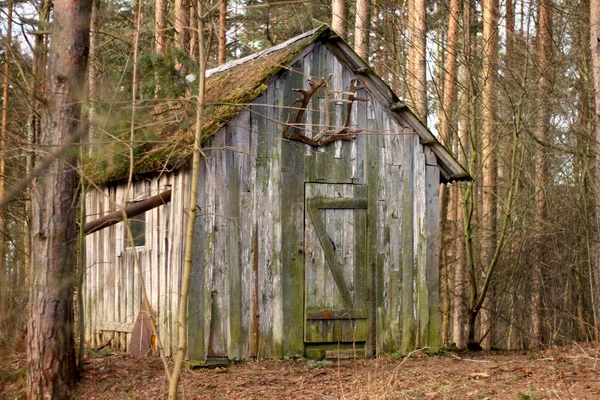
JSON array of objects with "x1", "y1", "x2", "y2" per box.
[
  {"x1": 389, "y1": 347, "x2": 429, "y2": 386},
  {"x1": 450, "y1": 353, "x2": 493, "y2": 363}
]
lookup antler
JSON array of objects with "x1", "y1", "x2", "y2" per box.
[{"x1": 282, "y1": 78, "x2": 366, "y2": 148}]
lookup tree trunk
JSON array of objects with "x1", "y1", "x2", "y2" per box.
[
  {"x1": 354, "y1": 0, "x2": 370, "y2": 60},
  {"x1": 89, "y1": 0, "x2": 100, "y2": 143},
  {"x1": 438, "y1": 0, "x2": 460, "y2": 348},
  {"x1": 590, "y1": 0, "x2": 600, "y2": 338},
  {"x1": 531, "y1": 0, "x2": 553, "y2": 349},
  {"x1": 332, "y1": 0, "x2": 347, "y2": 39},
  {"x1": 218, "y1": 0, "x2": 227, "y2": 65},
  {"x1": 0, "y1": 0, "x2": 13, "y2": 321},
  {"x1": 27, "y1": 0, "x2": 92, "y2": 397},
  {"x1": 480, "y1": 0, "x2": 499, "y2": 350},
  {"x1": 155, "y1": 0, "x2": 167, "y2": 55},
  {"x1": 175, "y1": 0, "x2": 190, "y2": 54},
  {"x1": 407, "y1": 0, "x2": 427, "y2": 121},
  {"x1": 168, "y1": 0, "x2": 206, "y2": 397}
]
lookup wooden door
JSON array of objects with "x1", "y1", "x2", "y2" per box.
[{"x1": 304, "y1": 183, "x2": 369, "y2": 343}]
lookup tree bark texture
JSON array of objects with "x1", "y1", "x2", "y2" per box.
[
  {"x1": 438, "y1": 0, "x2": 460, "y2": 348},
  {"x1": 332, "y1": 0, "x2": 347, "y2": 39},
  {"x1": 88, "y1": 0, "x2": 100, "y2": 142},
  {"x1": 480, "y1": 0, "x2": 499, "y2": 350},
  {"x1": 590, "y1": 0, "x2": 600, "y2": 338},
  {"x1": 168, "y1": 0, "x2": 206, "y2": 397},
  {"x1": 155, "y1": 0, "x2": 167, "y2": 55},
  {"x1": 407, "y1": 0, "x2": 427, "y2": 122},
  {"x1": 0, "y1": 0, "x2": 14, "y2": 321},
  {"x1": 218, "y1": 0, "x2": 227, "y2": 65},
  {"x1": 175, "y1": 0, "x2": 190, "y2": 53},
  {"x1": 531, "y1": 0, "x2": 553, "y2": 349},
  {"x1": 354, "y1": 0, "x2": 370, "y2": 60},
  {"x1": 27, "y1": 0, "x2": 92, "y2": 397}
]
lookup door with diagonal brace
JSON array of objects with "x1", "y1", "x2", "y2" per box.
[{"x1": 304, "y1": 183, "x2": 369, "y2": 344}]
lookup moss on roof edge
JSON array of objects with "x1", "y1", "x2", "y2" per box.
[{"x1": 89, "y1": 25, "x2": 331, "y2": 185}]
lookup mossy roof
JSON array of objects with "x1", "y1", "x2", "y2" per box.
[
  {"x1": 90, "y1": 25, "x2": 331, "y2": 184},
  {"x1": 90, "y1": 24, "x2": 470, "y2": 184}
]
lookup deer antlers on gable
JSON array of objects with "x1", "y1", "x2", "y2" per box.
[{"x1": 282, "y1": 78, "x2": 367, "y2": 147}]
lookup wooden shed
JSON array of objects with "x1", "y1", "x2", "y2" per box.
[{"x1": 83, "y1": 26, "x2": 470, "y2": 361}]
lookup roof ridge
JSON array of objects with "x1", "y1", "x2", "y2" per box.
[{"x1": 204, "y1": 25, "x2": 326, "y2": 79}]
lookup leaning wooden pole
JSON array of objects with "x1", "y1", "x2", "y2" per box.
[
  {"x1": 83, "y1": 190, "x2": 171, "y2": 235},
  {"x1": 168, "y1": 0, "x2": 206, "y2": 396}
]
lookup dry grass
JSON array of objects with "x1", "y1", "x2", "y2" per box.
[{"x1": 4, "y1": 343, "x2": 600, "y2": 399}]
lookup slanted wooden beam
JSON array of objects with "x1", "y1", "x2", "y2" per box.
[{"x1": 84, "y1": 189, "x2": 171, "y2": 235}]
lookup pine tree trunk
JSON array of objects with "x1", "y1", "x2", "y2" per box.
[
  {"x1": 438, "y1": 0, "x2": 460, "y2": 348},
  {"x1": 332, "y1": 0, "x2": 347, "y2": 39},
  {"x1": 407, "y1": 0, "x2": 427, "y2": 121},
  {"x1": 480, "y1": 0, "x2": 499, "y2": 350},
  {"x1": 531, "y1": 0, "x2": 553, "y2": 349},
  {"x1": 218, "y1": 0, "x2": 227, "y2": 65},
  {"x1": 0, "y1": 0, "x2": 13, "y2": 321},
  {"x1": 589, "y1": 0, "x2": 600, "y2": 339},
  {"x1": 155, "y1": 0, "x2": 167, "y2": 55},
  {"x1": 354, "y1": 0, "x2": 370, "y2": 60},
  {"x1": 27, "y1": 0, "x2": 92, "y2": 397},
  {"x1": 89, "y1": 0, "x2": 100, "y2": 142},
  {"x1": 175, "y1": 0, "x2": 190, "y2": 53}
]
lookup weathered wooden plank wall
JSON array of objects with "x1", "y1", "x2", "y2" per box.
[
  {"x1": 84, "y1": 41, "x2": 442, "y2": 359},
  {"x1": 84, "y1": 171, "x2": 189, "y2": 357}
]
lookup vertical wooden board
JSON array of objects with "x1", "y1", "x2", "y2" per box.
[
  {"x1": 108, "y1": 187, "x2": 116, "y2": 324},
  {"x1": 280, "y1": 61, "x2": 306, "y2": 358},
  {"x1": 414, "y1": 137, "x2": 429, "y2": 348},
  {"x1": 226, "y1": 125, "x2": 243, "y2": 361},
  {"x1": 255, "y1": 156, "x2": 274, "y2": 358},
  {"x1": 333, "y1": 57, "x2": 344, "y2": 160},
  {"x1": 252, "y1": 95, "x2": 268, "y2": 159},
  {"x1": 203, "y1": 145, "x2": 216, "y2": 357},
  {"x1": 85, "y1": 192, "x2": 94, "y2": 345},
  {"x1": 303, "y1": 50, "x2": 314, "y2": 156},
  {"x1": 149, "y1": 178, "x2": 159, "y2": 319},
  {"x1": 208, "y1": 138, "x2": 228, "y2": 357},
  {"x1": 96, "y1": 190, "x2": 105, "y2": 331},
  {"x1": 271, "y1": 92, "x2": 284, "y2": 359},
  {"x1": 351, "y1": 82, "x2": 368, "y2": 184},
  {"x1": 155, "y1": 173, "x2": 166, "y2": 347},
  {"x1": 401, "y1": 130, "x2": 416, "y2": 352},
  {"x1": 426, "y1": 165, "x2": 441, "y2": 352},
  {"x1": 168, "y1": 171, "x2": 183, "y2": 354},
  {"x1": 160, "y1": 173, "x2": 172, "y2": 355},
  {"x1": 264, "y1": 85, "x2": 277, "y2": 159},
  {"x1": 241, "y1": 112, "x2": 257, "y2": 360},
  {"x1": 231, "y1": 110, "x2": 254, "y2": 359},
  {"x1": 390, "y1": 118, "x2": 404, "y2": 166},
  {"x1": 340, "y1": 185, "x2": 355, "y2": 341},
  {"x1": 366, "y1": 113, "x2": 379, "y2": 357},
  {"x1": 188, "y1": 160, "x2": 207, "y2": 361}
]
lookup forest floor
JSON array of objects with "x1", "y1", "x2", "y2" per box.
[{"x1": 3, "y1": 343, "x2": 600, "y2": 399}]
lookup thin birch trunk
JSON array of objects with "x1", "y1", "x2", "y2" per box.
[{"x1": 169, "y1": 0, "x2": 206, "y2": 397}]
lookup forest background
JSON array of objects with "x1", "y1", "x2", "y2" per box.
[{"x1": 2, "y1": 0, "x2": 600, "y2": 397}]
